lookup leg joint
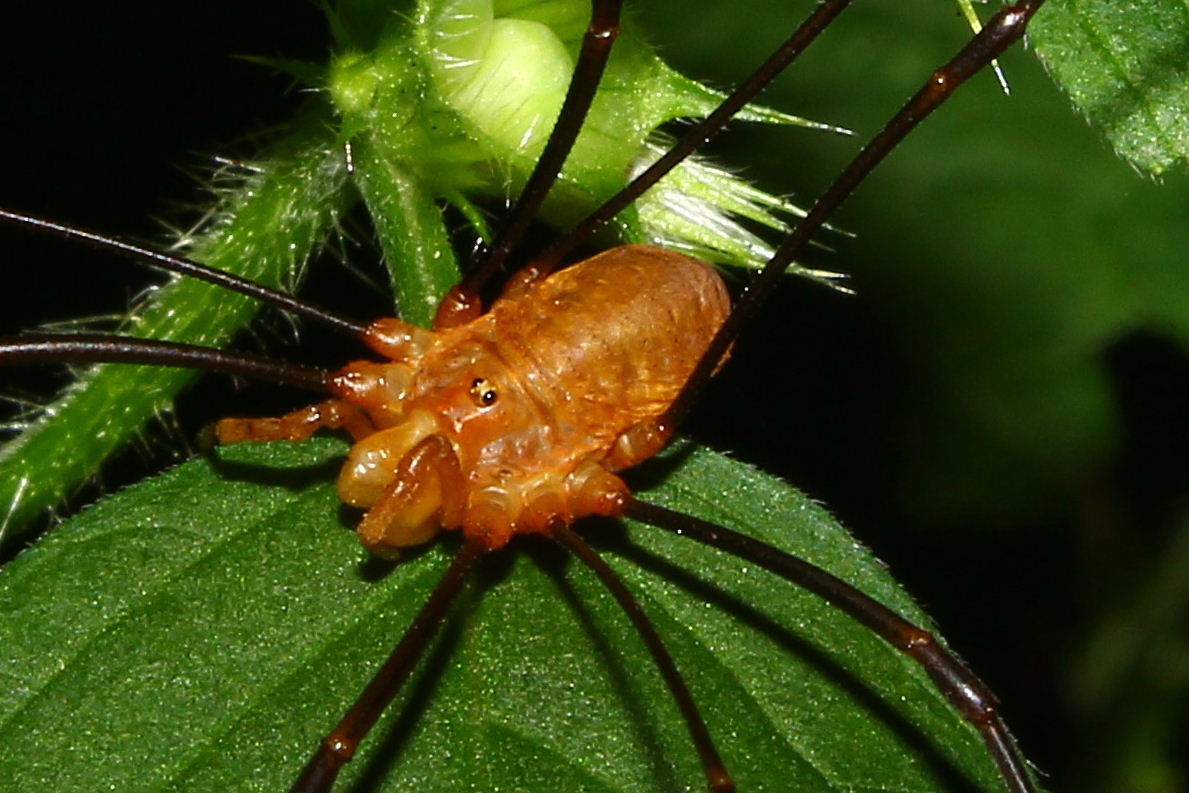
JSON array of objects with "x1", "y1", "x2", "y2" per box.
[{"x1": 909, "y1": 638, "x2": 1000, "y2": 723}]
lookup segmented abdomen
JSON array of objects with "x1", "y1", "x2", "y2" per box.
[{"x1": 489, "y1": 245, "x2": 730, "y2": 449}]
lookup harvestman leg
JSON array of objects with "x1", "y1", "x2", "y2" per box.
[
  {"x1": 289, "y1": 540, "x2": 485, "y2": 793},
  {"x1": 433, "y1": 0, "x2": 626, "y2": 328},
  {"x1": 617, "y1": 4, "x2": 1046, "y2": 792},
  {"x1": 665, "y1": 0, "x2": 1049, "y2": 428},
  {"x1": 554, "y1": 524, "x2": 736, "y2": 793},
  {"x1": 626, "y1": 499, "x2": 1035, "y2": 793},
  {"x1": 0, "y1": 334, "x2": 332, "y2": 393},
  {"x1": 0, "y1": 208, "x2": 366, "y2": 385},
  {"x1": 0, "y1": 208, "x2": 369, "y2": 337},
  {"x1": 285, "y1": 2, "x2": 1049, "y2": 790},
  {"x1": 291, "y1": 529, "x2": 738, "y2": 793},
  {"x1": 536, "y1": 0, "x2": 859, "y2": 273},
  {"x1": 452, "y1": 0, "x2": 858, "y2": 316},
  {"x1": 288, "y1": 0, "x2": 640, "y2": 788}
]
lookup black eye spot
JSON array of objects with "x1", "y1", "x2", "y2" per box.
[{"x1": 469, "y1": 377, "x2": 498, "y2": 407}]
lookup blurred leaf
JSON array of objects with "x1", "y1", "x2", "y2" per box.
[{"x1": 1066, "y1": 520, "x2": 1189, "y2": 793}]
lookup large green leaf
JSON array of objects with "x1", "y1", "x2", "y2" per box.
[{"x1": 0, "y1": 438, "x2": 1013, "y2": 791}]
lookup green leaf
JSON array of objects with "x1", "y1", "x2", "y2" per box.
[
  {"x1": 0, "y1": 439, "x2": 1012, "y2": 792},
  {"x1": 1030, "y1": 0, "x2": 1189, "y2": 175}
]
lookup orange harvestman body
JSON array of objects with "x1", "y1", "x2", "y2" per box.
[{"x1": 217, "y1": 245, "x2": 728, "y2": 555}]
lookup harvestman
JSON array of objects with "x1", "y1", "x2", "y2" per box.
[{"x1": 0, "y1": 0, "x2": 1047, "y2": 790}]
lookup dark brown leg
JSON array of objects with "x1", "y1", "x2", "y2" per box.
[
  {"x1": 0, "y1": 333, "x2": 331, "y2": 392},
  {"x1": 538, "y1": 0, "x2": 858, "y2": 273},
  {"x1": 662, "y1": 0, "x2": 1047, "y2": 431},
  {"x1": 434, "y1": 0, "x2": 627, "y2": 329},
  {"x1": 553, "y1": 523, "x2": 735, "y2": 793},
  {"x1": 0, "y1": 208, "x2": 368, "y2": 336},
  {"x1": 625, "y1": 497, "x2": 1036, "y2": 793},
  {"x1": 288, "y1": 540, "x2": 484, "y2": 793}
]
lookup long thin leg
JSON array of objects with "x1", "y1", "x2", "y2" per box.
[
  {"x1": 661, "y1": 0, "x2": 1046, "y2": 431},
  {"x1": 625, "y1": 498, "x2": 1036, "y2": 793},
  {"x1": 535, "y1": 0, "x2": 857, "y2": 273},
  {"x1": 553, "y1": 524, "x2": 735, "y2": 793},
  {"x1": 0, "y1": 209, "x2": 368, "y2": 336},
  {"x1": 459, "y1": 0, "x2": 625, "y2": 294},
  {"x1": 0, "y1": 333, "x2": 331, "y2": 392},
  {"x1": 289, "y1": 540, "x2": 484, "y2": 793}
]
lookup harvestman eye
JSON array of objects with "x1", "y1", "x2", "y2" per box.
[{"x1": 469, "y1": 377, "x2": 498, "y2": 407}]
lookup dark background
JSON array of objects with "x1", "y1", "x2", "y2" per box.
[{"x1": 1, "y1": 1, "x2": 1185, "y2": 790}]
